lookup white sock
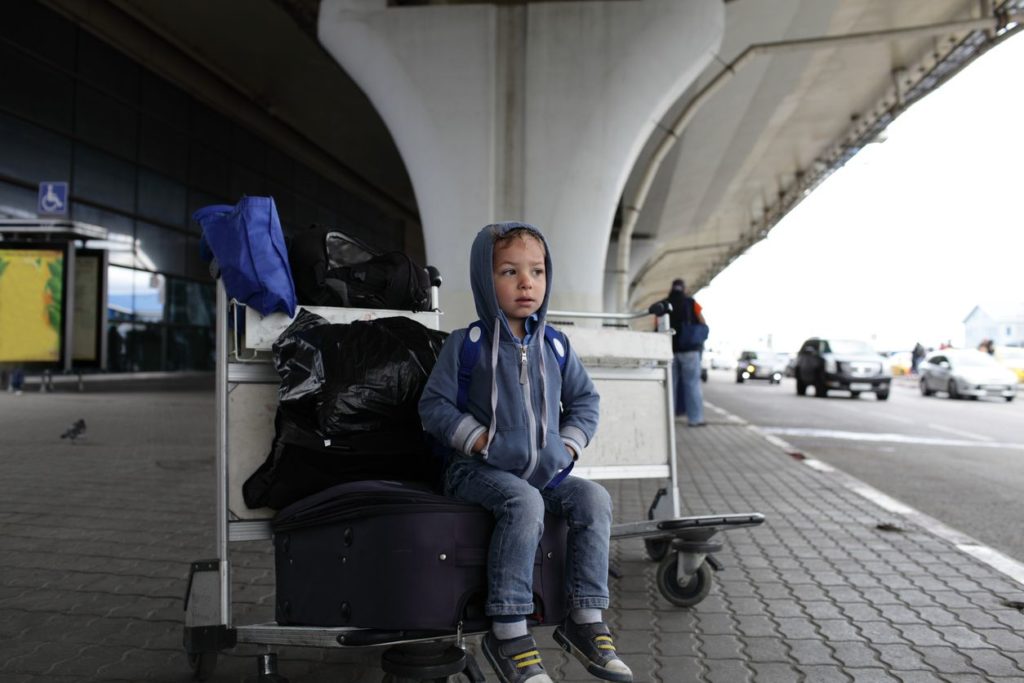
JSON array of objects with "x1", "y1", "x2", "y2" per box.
[
  {"x1": 491, "y1": 618, "x2": 528, "y2": 640},
  {"x1": 570, "y1": 608, "x2": 602, "y2": 625}
]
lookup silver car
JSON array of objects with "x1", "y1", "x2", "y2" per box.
[{"x1": 919, "y1": 349, "x2": 1017, "y2": 402}]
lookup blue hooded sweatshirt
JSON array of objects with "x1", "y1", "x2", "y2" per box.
[{"x1": 418, "y1": 222, "x2": 600, "y2": 489}]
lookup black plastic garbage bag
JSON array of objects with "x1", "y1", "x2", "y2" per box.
[
  {"x1": 272, "y1": 310, "x2": 447, "y2": 437},
  {"x1": 242, "y1": 310, "x2": 447, "y2": 509}
]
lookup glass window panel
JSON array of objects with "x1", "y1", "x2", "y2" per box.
[
  {"x1": 167, "y1": 324, "x2": 214, "y2": 371},
  {"x1": 123, "y1": 322, "x2": 165, "y2": 371},
  {"x1": 188, "y1": 142, "x2": 229, "y2": 197},
  {"x1": 0, "y1": 112, "x2": 72, "y2": 185},
  {"x1": 133, "y1": 269, "x2": 166, "y2": 323},
  {"x1": 229, "y1": 163, "x2": 265, "y2": 201},
  {"x1": 137, "y1": 169, "x2": 186, "y2": 226},
  {"x1": 264, "y1": 181, "x2": 293, "y2": 224},
  {"x1": 74, "y1": 85, "x2": 138, "y2": 160},
  {"x1": 167, "y1": 278, "x2": 215, "y2": 327},
  {"x1": 139, "y1": 71, "x2": 189, "y2": 125},
  {"x1": 315, "y1": 204, "x2": 338, "y2": 228},
  {"x1": 135, "y1": 221, "x2": 186, "y2": 276},
  {"x1": 293, "y1": 197, "x2": 318, "y2": 231},
  {"x1": 189, "y1": 103, "x2": 231, "y2": 154},
  {"x1": 0, "y1": 42, "x2": 74, "y2": 133},
  {"x1": 0, "y1": 181, "x2": 38, "y2": 218},
  {"x1": 231, "y1": 126, "x2": 265, "y2": 171},
  {"x1": 76, "y1": 31, "x2": 139, "y2": 104},
  {"x1": 1, "y1": 2, "x2": 76, "y2": 69},
  {"x1": 184, "y1": 235, "x2": 210, "y2": 281},
  {"x1": 73, "y1": 144, "x2": 136, "y2": 213},
  {"x1": 294, "y1": 162, "x2": 319, "y2": 199},
  {"x1": 138, "y1": 115, "x2": 188, "y2": 181},
  {"x1": 265, "y1": 145, "x2": 294, "y2": 187},
  {"x1": 72, "y1": 204, "x2": 136, "y2": 267}
]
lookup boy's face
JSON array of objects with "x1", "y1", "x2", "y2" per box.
[{"x1": 492, "y1": 235, "x2": 547, "y2": 334}]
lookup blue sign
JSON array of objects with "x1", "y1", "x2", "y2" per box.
[{"x1": 38, "y1": 181, "x2": 69, "y2": 216}]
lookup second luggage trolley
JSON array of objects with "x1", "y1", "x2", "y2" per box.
[{"x1": 183, "y1": 282, "x2": 763, "y2": 682}]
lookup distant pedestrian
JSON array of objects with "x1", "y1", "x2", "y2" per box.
[
  {"x1": 10, "y1": 367, "x2": 25, "y2": 395},
  {"x1": 911, "y1": 342, "x2": 925, "y2": 375},
  {"x1": 978, "y1": 338, "x2": 995, "y2": 355},
  {"x1": 666, "y1": 279, "x2": 708, "y2": 427}
]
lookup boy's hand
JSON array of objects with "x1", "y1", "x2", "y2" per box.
[{"x1": 472, "y1": 432, "x2": 488, "y2": 454}]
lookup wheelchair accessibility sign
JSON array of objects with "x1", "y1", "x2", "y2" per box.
[{"x1": 38, "y1": 181, "x2": 69, "y2": 216}]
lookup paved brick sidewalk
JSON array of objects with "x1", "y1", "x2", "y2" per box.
[{"x1": 2, "y1": 389, "x2": 1024, "y2": 682}]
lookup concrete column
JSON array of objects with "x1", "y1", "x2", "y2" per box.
[{"x1": 318, "y1": 0, "x2": 722, "y2": 328}]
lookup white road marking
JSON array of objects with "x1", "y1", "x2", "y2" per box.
[
  {"x1": 926, "y1": 423, "x2": 995, "y2": 442},
  {"x1": 708, "y1": 402, "x2": 1024, "y2": 588},
  {"x1": 760, "y1": 427, "x2": 1024, "y2": 450}
]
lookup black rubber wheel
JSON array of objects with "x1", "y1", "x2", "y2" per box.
[
  {"x1": 876, "y1": 390, "x2": 889, "y2": 401},
  {"x1": 188, "y1": 652, "x2": 217, "y2": 682},
  {"x1": 920, "y1": 379, "x2": 933, "y2": 396},
  {"x1": 735, "y1": 375, "x2": 744, "y2": 384},
  {"x1": 948, "y1": 379, "x2": 960, "y2": 400},
  {"x1": 1007, "y1": 396, "x2": 1015, "y2": 403},
  {"x1": 656, "y1": 557, "x2": 713, "y2": 608},
  {"x1": 850, "y1": 391, "x2": 860, "y2": 398},
  {"x1": 644, "y1": 538, "x2": 670, "y2": 562},
  {"x1": 796, "y1": 378, "x2": 807, "y2": 396},
  {"x1": 815, "y1": 374, "x2": 828, "y2": 398}
]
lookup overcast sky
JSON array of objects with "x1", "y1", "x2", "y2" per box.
[{"x1": 696, "y1": 31, "x2": 1024, "y2": 355}]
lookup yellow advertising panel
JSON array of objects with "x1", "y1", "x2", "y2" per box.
[{"x1": 0, "y1": 248, "x2": 65, "y2": 362}]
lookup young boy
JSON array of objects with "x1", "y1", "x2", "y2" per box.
[{"x1": 419, "y1": 222, "x2": 633, "y2": 683}]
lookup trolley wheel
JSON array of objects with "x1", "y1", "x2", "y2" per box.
[
  {"x1": 644, "y1": 538, "x2": 671, "y2": 561},
  {"x1": 656, "y1": 558, "x2": 713, "y2": 608},
  {"x1": 187, "y1": 651, "x2": 217, "y2": 681}
]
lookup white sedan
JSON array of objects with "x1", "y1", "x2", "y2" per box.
[{"x1": 919, "y1": 349, "x2": 1017, "y2": 402}]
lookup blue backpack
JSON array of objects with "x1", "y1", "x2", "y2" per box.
[{"x1": 456, "y1": 321, "x2": 573, "y2": 488}]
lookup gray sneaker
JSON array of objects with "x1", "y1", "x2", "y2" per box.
[
  {"x1": 554, "y1": 620, "x2": 633, "y2": 683},
  {"x1": 481, "y1": 632, "x2": 553, "y2": 683}
]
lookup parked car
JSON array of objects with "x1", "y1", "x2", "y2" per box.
[
  {"x1": 995, "y1": 345, "x2": 1024, "y2": 383},
  {"x1": 919, "y1": 349, "x2": 1017, "y2": 401},
  {"x1": 794, "y1": 337, "x2": 891, "y2": 400},
  {"x1": 735, "y1": 350, "x2": 784, "y2": 384}
]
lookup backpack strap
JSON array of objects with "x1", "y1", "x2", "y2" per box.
[
  {"x1": 456, "y1": 321, "x2": 485, "y2": 412},
  {"x1": 543, "y1": 324, "x2": 568, "y2": 374}
]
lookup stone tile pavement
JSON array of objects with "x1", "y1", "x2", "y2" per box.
[{"x1": 2, "y1": 387, "x2": 1024, "y2": 682}]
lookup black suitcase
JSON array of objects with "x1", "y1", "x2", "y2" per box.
[{"x1": 272, "y1": 479, "x2": 569, "y2": 631}]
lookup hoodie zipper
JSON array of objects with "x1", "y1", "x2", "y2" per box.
[{"x1": 518, "y1": 341, "x2": 540, "y2": 481}]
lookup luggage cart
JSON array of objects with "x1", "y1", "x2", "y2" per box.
[{"x1": 183, "y1": 282, "x2": 762, "y2": 682}]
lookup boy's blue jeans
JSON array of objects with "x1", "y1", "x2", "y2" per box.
[{"x1": 444, "y1": 457, "x2": 612, "y2": 617}]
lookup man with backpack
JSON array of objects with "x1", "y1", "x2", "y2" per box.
[{"x1": 667, "y1": 279, "x2": 707, "y2": 427}]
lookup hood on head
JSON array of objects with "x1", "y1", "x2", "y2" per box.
[{"x1": 470, "y1": 221, "x2": 552, "y2": 339}]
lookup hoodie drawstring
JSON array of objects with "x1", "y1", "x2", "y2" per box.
[{"x1": 538, "y1": 323, "x2": 548, "y2": 448}]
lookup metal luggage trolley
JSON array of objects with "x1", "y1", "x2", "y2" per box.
[
  {"x1": 184, "y1": 282, "x2": 762, "y2": 682},
  {"x1": 545, "y1": 305, "x2": 764, "y2": 606}
]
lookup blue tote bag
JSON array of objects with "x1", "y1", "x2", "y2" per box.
[{"x1": 193, "y1": 196, "x2": 297, "y2": 317}]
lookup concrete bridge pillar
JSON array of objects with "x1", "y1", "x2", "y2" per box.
[{"x1": 318, "y1": 0, "x2": 722, "y2": 327}]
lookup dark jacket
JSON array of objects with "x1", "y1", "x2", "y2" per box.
[{"x1": 668, "y1": 290, "x2": 703, "y2": 353}]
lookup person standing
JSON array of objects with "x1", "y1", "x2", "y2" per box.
[
  {"x1": 911, "y1": 342, "x2": 925, "y2": 375},
  {"x1": 667, "y1": 279, "x2": 707, "y2": 427}
]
